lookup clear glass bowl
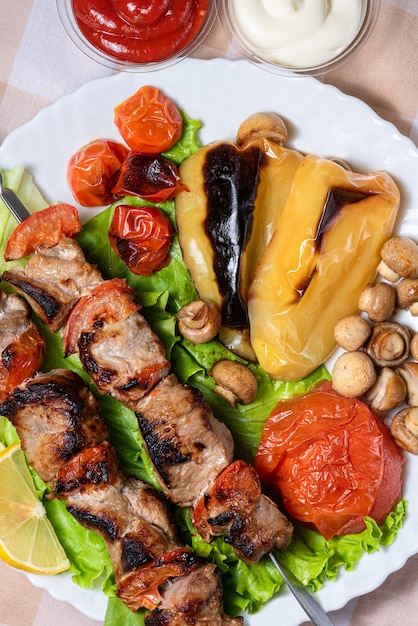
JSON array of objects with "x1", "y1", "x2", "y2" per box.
[
  {"x1": 218, "y1": 0, "x2": 381, "y2": 77},
  {"x1": 56, "y1": 0, "x2": 217, "y2": 72}
]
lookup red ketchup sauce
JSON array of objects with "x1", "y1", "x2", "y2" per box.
[{"x1": 72, "y1": 0, "x2": 209, "y2": 63}]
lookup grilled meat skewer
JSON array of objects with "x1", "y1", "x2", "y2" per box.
[
  {"x1": 0, "y1": 367, "x2": 242, "y2": 624},
  {"x1": 2, "y1": 228, "x2": 293, "y2": 563}
]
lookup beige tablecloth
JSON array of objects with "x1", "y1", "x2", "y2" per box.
[{"x1": 1, "y1": 2, "x2": 418, "y2": 625}]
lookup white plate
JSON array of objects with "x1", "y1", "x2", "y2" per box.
[{"x1": 1, "y1": 58, "x2": 418, "y2": 625}]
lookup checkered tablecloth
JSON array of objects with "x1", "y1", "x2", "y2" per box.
[{"x1": 1, "y1": 1, "x2": 418, "y2": 625}]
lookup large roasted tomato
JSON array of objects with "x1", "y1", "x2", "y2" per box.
[
  {"x1": 113, "y1": 86, "x2": 183, "y2": 154},
  {"x1": 4, "y1": 204, "x2": 82, "y2": 260},
  {"x1": 255, "y1": 382, "x2": 405, "y2": 540},
  {"x1": 108, "y1": 204, "x2": 174, "y2": 276},
  {"x1": 67, "y1": 139, "x2": 129, "y2": 207}
]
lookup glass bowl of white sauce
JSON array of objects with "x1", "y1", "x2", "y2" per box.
[{"x1": 218, "y1": 0, "x2": 381, "y2": 76}]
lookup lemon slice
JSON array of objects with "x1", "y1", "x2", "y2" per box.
[{"x1": 0, "y1": 442, "x2": 70, "y2": 574}]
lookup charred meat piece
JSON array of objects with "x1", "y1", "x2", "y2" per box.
[
  {"x1": 0, "y1": 368, "x2": 108, "y2": 487},
  {"x1": 135, "y1": 374, "x2": 234, "y2": 507},
  {"x1": 2, "y1": 237, "x2": 102, "y2": 333},
  {"x1": 193, "y1": 460, "x2": 293, "y2": 563},
  {"x1": 63, "y1": 279, "x2": 170, "y2": 407},
  {"x1": 145, "y1": 563, "x2": 243, "y2": 625},
  {"x1": 56, "y1": 442, "x2": 198, "y2": 612},
  {"x1": 0, "y1": 290, "x2": 44, "y2": 401}
]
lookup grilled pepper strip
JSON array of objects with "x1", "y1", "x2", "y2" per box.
[
  {"x1": 175, "y1": 137, "x2": 302, "y2": 357},
  {"x1": 248, "y1": 155, "x2": 400, "y2": 381}
]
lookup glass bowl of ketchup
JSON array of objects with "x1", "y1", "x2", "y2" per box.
[
  {"x1": 218, "y1": 0, "x2": 380, "y2": 76},
  {"x1": 56, "y1": 0, "x2": 216, "y2": 71}
]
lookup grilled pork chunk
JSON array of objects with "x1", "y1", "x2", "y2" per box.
[
  {"x1": 0, "y1": 368, "x2": 108, "y2": 487},
  {"x1": 193, "y1": 460, "x2": 293, "y2": 563},
  {"x1": 145, "y1": 563, "x2": 243, "y2": 625},
  {"x1": 0, "y1": 290, "x2": 44, "y2": 401},
  {"x1": 63, "y1": 279, "x2": 171, "y2": 406},
  {"x1": 135, "y1": 374, "x2": 234, "y2": 507},
  {"x1": 2, "y1": 237, "x2": 102, "y2": 333}
]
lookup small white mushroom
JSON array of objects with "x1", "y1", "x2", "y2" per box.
[
  {"x1": 177, "y1": 300, "x2": 221, "y2": 344},
  {"x1": 333, "y1": 314, "x2": 371, "y2": 351},
  {"x1": 209, "y1": 359, "x2": 258, "y2": 406},
  {"x1": 410, "y1": 333, "x2": 418, "y2": 361},
  {"x1": 395, "y1": 278, "x2": 418, "y2": 315},
  {"x1": 236, "y1": 112, "x2": 288, "y2": 147},
  {"x1": 332, "y1": 351, "x2": 377, "y2": 398},
  {"x1": 378, "y1": 236, "x2": 418, "y2": 282},
  {"x1": 390, "y1": 407, "x2": 418, "y2": 454},
  {"x1": 398, "y1": 362, "x2": 418, "y2": 406},
  {"x1": 365, "y1": 321, "x2": 411, "y2": 368},
  {"x1": 365, "y1": 367, "x2": 407, "y2": 413},
  {"x1": 358, "y1": 282, "x2": 396, "y2": 322}
]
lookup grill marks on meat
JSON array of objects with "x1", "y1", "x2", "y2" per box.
[
  {"x1": 145, "y1": 563, "x2": 242, "y2": 625},
  {"x1": 192, "y1": 460, "x2": 293, "y2": 563},
  {"x1": 135, "y1": 375, "x2": 234, "y2": 508},
  {"x1": 0, "y1": 369, "x2": 108, "y2": 488},
  {"x1": 0, "y1": 290, "x2": 44, "y2": 401},
  {"x1": 3, "y1": 368, "x2": 239, "y2": 624},
  {"x1": 63, "y1": 279, "x2": 171, "y2": 407},
  {"x1": 3, "y1": 238, "x2": 102, "y2": 333}
]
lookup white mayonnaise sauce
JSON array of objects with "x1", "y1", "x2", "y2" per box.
[{"x1": 230, "y1": 0, "x2": 364, "y2": 69}]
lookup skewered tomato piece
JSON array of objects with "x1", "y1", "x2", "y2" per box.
[
  {"x1": 108, "y1": 204, "x2": 174, "y2": 276},
  {"x1": 114, "y1": 86, "x2": 183, "y2": 154},
  {"x1": 67, "y1": 139, "x2": 129, "y2": 207},
  {"x1": 4, "y1": 203, "x2": 82, "y2": 260},
  {"x1": 112, "y1": 153, "x2": 187, "y2": 203}
]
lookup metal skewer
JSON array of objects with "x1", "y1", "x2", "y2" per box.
[
  {"x1": 269, "y1": 552, "x2": 335, "y2": 626},
  {"x1": 0, "y1": 171, "x2": 31, "y2": 223}
]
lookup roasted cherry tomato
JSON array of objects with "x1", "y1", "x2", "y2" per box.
[
  {"x1": 255, "y1": 382, "x2": 404, "y2": 540},
  {"x1": 108, "y1": 204, "x2": 174, "y2": 276},
  {"x1": 67, "y1": 139, "x2": 129, "y2": 207},
  {"x1": 4, "y1": 203, "x2": 82, "y2": 261},
  {"x1": 63, "y1": 278, "x2": 139, "y2": 356},
  {"x1": 0, "y1": 324, "x2": 44, "y2": 402},
  {"x1": 112, "y1": 153, "x2": 187, "y2": 203},
  {"x1": 114, "y1": 86, "x2": 183, "y2": 154}
]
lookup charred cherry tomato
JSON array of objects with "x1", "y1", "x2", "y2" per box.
[
  {"x1": 67, "y1": 139, "x2": 129, "y2": 207},
  {"x1": 72, "y1": 0, "x2": 209, "y2": 64},
  {"x1": 108, "y1": 204, "x2": 174, "y2": 276},
  {"x1": 4, "y1": 203, "x2": 82, "y2": 261},
  {"x1": 112, "y1": 153, "x2": 187, "y2": 203},
  {"x1": 63, "y1": 278, "x2": 139, "y2": 356},
  {"x1": 0, "y1": 323, "x2": 44, "y2": 402},
  {"x1": 114, "y1": 86, "x2": 183, "y2": 154},
  {"x1": 255, "y1": 382, "x2": 404, "y2": 540}
]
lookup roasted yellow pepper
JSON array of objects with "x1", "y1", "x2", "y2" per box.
[
  {"x1": 248, "y1": 155, "x2": 400, "y2": 381},
  {"x1": 175, "y1": 132, "x2": 302, "y2": 359}
]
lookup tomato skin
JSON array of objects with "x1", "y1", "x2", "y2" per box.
[
  {"x1": 255, "y1": 382, "x2": 404, "y2": 540},
  {"x1": 4, "y1": 204, "x2": 82, "y2": 261},
  {"x1": 63, "y1": 278, "x2": 139, "y2": 356},
  {"x1": 112, "y1": 153, "x2": 187, "y2": 203},
  {"x1": 67, "y1": 139, "x2": 129, "y2": 207},
  {"x1": 108, "y1": 204, "x2": 174, "y2": 276},
  {"x1": 114, "y1": 86, "x2": 183, "y2": 154},
  {"x1": 0, "y1": 323, "x2": 44, "y2": 402}
]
